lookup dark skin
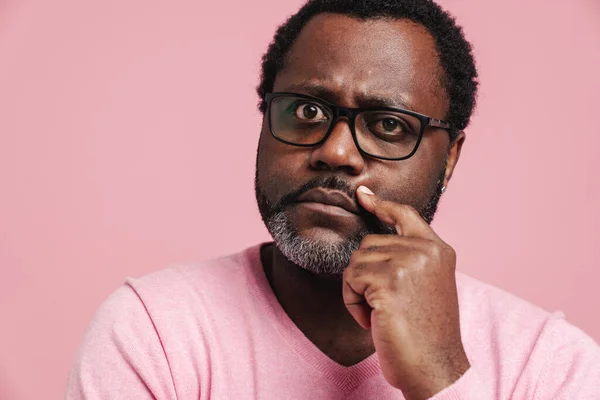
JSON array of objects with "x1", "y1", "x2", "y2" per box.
[{"x1": 257, "y1": 14, "x2": 468, "y2": 400}]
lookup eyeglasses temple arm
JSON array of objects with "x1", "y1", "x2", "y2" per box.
[{"x1": 429, "y1": 119, "x2": 452, "y2": 129}]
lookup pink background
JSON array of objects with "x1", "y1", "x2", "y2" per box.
[{"x1": 1, "y1": 0, "x2": 599, "y2": 398}]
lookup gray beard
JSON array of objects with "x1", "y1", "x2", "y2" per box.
[
  {"x1": 255, "y1": 163, "x2": 446, "y2": 278},
  {"x1": 265, "y1": 208, "x2": 371, "y2": 276}
]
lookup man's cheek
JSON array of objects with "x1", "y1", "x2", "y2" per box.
[{"x1": 259, "y1": 166, "x2": 289, "y2": 205}]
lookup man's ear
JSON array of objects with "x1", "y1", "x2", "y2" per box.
[{"x1": 443, "y1": 131, "x2": 466, "y2": 188}]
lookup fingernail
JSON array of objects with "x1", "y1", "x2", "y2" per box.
[{"x1": 357, "y1": 186, "x2": 374, "y2": 195}]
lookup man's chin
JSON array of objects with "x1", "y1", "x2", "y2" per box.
[
  {"x1": 259, "y1": 201, "x2": 368, "y2": 276},
  {"x1": 269, "y1": 224, "x2": 363, "y2": 277},
  {"x1": 293, "y1": 226, "x2": 358, "y2": 245}
]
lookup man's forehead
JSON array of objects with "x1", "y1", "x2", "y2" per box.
[
  {"x1": 274, "y1": 13, "x2": 448, "y2": 116},
  {"x1": 282, "y1": 80, "x2": 414, "y2": 111}
]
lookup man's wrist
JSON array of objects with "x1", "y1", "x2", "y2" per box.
[{"x1": 401, "y1": 354, "x2": 471, "y2": 400}]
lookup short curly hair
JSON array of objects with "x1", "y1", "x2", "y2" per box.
[{"x1": 256, "y1": 0, "x2": 478, "y2": 140}]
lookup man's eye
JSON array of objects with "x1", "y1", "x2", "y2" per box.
[
  {"x1": 294, "y1": 103, "x2": 327, "y2": 121},
  {"x1": 381, "y1": 118, "x2": 401, "y2": 132},
  {"x1": 369, "y1": 117, "x2": 408, "y2": 136}
]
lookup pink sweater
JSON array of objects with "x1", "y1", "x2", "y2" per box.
[{"x1": 67, "y1": 244, "x2": 600, "y2": 399}]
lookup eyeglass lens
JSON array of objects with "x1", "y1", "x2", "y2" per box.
[{"x1": 269, "y1": 95, "x2": 423, "y2": 159}]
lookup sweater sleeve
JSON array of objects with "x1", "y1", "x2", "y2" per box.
[
  {"x1": 65, "y1": 284, "x2": 178, "y2": 400},
  {"x1": 428, "y1": 314, "x2": 600, "y2": 400},
  {"x1": 532, "y1": 316, "x2": 600, "y2": 399},
  {"x1": 427, "y1": 367, "x2": 489, "y2": 400}
]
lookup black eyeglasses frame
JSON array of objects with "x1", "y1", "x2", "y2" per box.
[{"x1": 265, "y1": 91, "x2": 453, "y2": 161}]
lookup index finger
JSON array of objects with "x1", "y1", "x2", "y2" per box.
[{"x1": 356, "y1": 185, "x2": 440, "y2": 240}]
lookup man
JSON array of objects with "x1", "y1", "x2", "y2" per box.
[{"x1": 67, "y1": 0, "x2": 600, "y2": 399}]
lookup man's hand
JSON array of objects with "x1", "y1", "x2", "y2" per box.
[{"x1": 343, "y1": 186, "x2": 470, "y2": 400}]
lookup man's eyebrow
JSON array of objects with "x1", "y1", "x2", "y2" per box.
[
  {"x1": 284, "y1": 82, "x2": 339, "y2": 103},
  {"x1": 282, "y1": 82, "x2": 413, "y2": 111},
  {"x1": 355, "y1": 94, "x2": 412, "y2": 110}
]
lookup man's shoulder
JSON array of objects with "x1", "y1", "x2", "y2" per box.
[
  {"x1": 456, "y1": 271, "x2": 553, "y2": 326},
  {"x1": 455, "y1": 271, "x2": 600, "y2": 394},
  {"x1": 85, "y1": 244, "x2": 265, "y2": 341},
  {"x1": 454, "y1": 271, "x2": 591, "y2": 355},
  {"x1": 127, "y1": 243, "x2": 263, "y2": 297}
]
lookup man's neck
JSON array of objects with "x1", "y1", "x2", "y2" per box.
[{"x1": 260, "y1": 242, "x2": 375, "y2": 366}]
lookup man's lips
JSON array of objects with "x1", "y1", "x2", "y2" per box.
[{"x1": 295, "y1": 189, "x2": 360, "y2": 215}]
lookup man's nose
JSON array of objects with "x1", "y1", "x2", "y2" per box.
[{"x1": 308, "y1": 119, "x2": 365, "y2": 175}]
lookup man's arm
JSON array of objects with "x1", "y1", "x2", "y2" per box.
[
  {"x1": 432, "y1": 315, "x2": 600, "y2": 400},
  {"x1": 348, "y1": 186, "x2": 600, "y2": 399},
  {"x1": 527, "y1": 316, "x2": 600, "y2": 399},
  {"x1": 66, "y1": 285, "x2": 177, "y2": 400}
]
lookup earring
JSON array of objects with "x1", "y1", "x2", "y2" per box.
[{"x1": 441, "y1": 186, "x2": 446, "y2": 194}]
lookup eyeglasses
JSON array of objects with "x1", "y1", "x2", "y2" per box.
[{"x1": 265, "y1": 92, "x2": 453, "y2": 161}]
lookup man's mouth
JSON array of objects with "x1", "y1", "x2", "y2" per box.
[{"x1": 295, "y1": 189, "x2": 360, "y2": 215}]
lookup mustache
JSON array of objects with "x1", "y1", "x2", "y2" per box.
[
  {"x1": 274, "y1": 176, "x2": 389, "y2": 225},
  {"x1": 272, "y1": 175, "x2": 394, "y2": 234},
  {"x1": 275, "y1": 176, "x2": 356, "y2": 211}
]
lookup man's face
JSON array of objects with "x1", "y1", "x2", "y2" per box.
[{"x1": 255, "y1": 14, "x2": 457, "y2": 276}]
